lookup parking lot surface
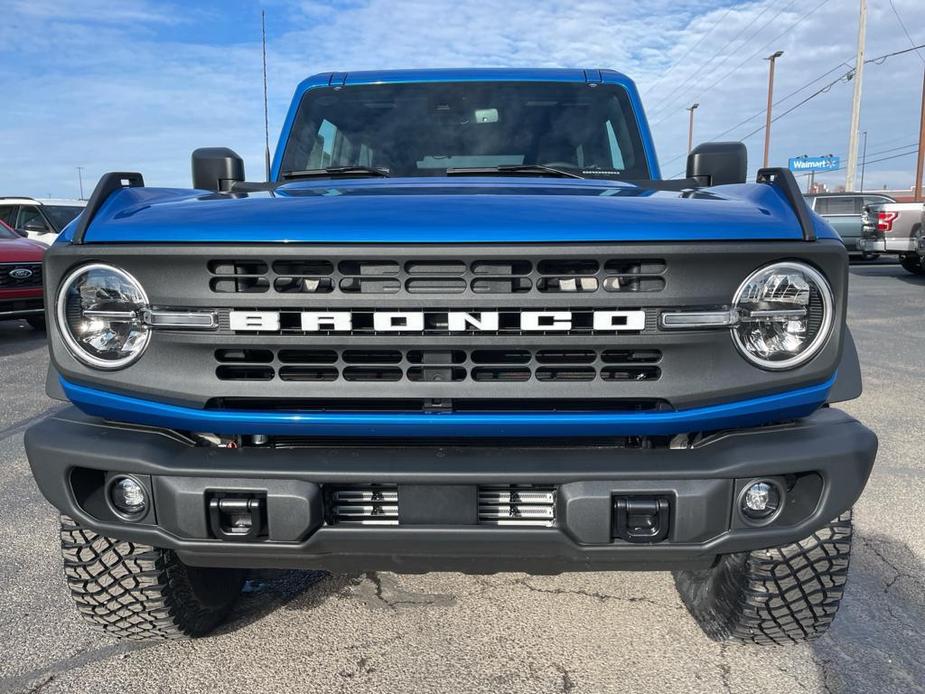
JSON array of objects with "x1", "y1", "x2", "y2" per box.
[{"x1": 0, "y1": 261, "x2": 923, "y2": 694}]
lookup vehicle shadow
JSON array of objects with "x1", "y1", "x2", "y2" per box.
[
  {"x1": 214, "y1": 569, "x2": 340, "y2": 637},
  {"x1": 810, "y1": 531, "x2": 925, "y2": 692},
  {"x1": 848, "y1": 263, "x2": 925, "y2": 282},
  {"x1": 0, "y1": 320, "x2": 47, "y2": 358}
]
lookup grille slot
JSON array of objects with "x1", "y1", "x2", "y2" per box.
[
  {"x1": 478, "y1": 486, "x2": 556, "y2": 527},
  {"x1": 207, "y1": 256, "x2": 665, "y2": 295},
  {"x1": 279, "y1": 366, "x2": 338, "y2": 381},
  {"x1": 216, "y1": 365, "x2": 274, "y2": 381},
  {"x1": 213, "y1": 348, "x2": 663, "y2": 383},
  {"x1": 328, "y1": 486, "x2": 398, "y2": 525}
]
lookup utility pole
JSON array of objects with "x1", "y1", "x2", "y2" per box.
[
  {"x1": 845, "y1": 0, "x2": 867, "y2": 191},
  {"x1": 915, "y1": 68, "x2": 925, "y2": 202},
  {"x1": 261, "y1": 10, "x2": 271, "y2": 182},
  {"x1": 686, "y1": 103, "x2": 700, "y2": 155},
  {"x1": 859, "y1": 130, "x2": 868, "y2": 192},
  {"x1": 763, "y1": 51, "x2": 783, "y2": 168},
  {"x1": 76, "y1": 167, "x2": 85, "y2": 200}
]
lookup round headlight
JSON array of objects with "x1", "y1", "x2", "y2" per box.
[
  {"x1": 56, "y1": 264, "x2": 150, "y2": 369},
  {"x1": 732, "y1": 262, "x2": 834, "y2": 370}
]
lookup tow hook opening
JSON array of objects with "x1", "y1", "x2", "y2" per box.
[
  {"x1": 612, "y1": 496, "x2": 671, "y2": 543},
  {"x1": 207, "y1": 493, "x2": 267, "y2": 541}
]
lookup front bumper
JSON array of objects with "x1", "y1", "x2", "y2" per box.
[
  {"x1": 0, "y1": 296, "x2": 43, "y2": 319},
  {"x1": 25, "y1": 407, "x2": 877, "y2": 574}
]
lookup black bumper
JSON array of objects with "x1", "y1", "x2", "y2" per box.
[
  {"x1": 25, "y1": 407, "x2": 877, "y2": 573},
  {"x1": 0, "y1": 297, "x2": 43, "y2": 319}
]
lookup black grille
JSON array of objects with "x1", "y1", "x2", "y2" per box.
[
  {"x1": 215, "y1": 347, "x2": 661, "y2": 383},
  {"x1": 207, "y1": 397, "x2": 668, "y2": 413},
  {"x1": 208, "y1": 256, "x2": 666, "y2": 295},
  {"x1": 0, "y1": 263, "x2": 42, "y2": 289}
]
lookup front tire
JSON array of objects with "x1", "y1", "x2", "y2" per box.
[
  {"x1": 60, "y1": 515, "x2": 244, "y2": 640},
  {"x1": 673, "y1": 511, "x2": 853, "y2": 645}
]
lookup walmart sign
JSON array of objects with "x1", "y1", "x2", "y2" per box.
[{"x1": 788, "y1": 155, "x2": 840, "y2": 173}]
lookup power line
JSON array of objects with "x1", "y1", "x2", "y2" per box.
[
  {"x1": 793, "y1": 148, "x2": 920, "y2": 177},
  {"x1": 641, "y1": 4, "x2": 736, "y2": 96},
  {"x1": 888, "y1": 0, "x2": 924, "y2": 65},
  {"x1": 650, "y1": 0, "x2": 827, "y2": 125},
  {"x1": 646, "y1": 0, "x2": 790, "y2": 120},
  {"x1": 681, "y1": 0, "x2": 831, "y2": 116},
  {"x1": 659, "y1": 42, "x2": 925, "y2": 169},
  {"x1": 735, "y1": 43, "x2": 925, "y2": 141},
  {"x1": 658, "y1": 60, "x2": 852, "y2": 169}
]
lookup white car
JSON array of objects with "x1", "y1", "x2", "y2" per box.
[{"x1": 0, "y1": 197, "x2": 86, "y2": 245}]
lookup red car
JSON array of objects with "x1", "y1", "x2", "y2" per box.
[{"x1": 0, "y1": 218, "x2": 46, "y2": 330}]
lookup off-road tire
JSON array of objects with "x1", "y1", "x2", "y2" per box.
[
  {"x1": 899, "y1": 253, "x2": 924, "y2": 275},
  {"x1": 26, "y1": 316, "x2": 45, "y2": 331},
  {"x1": 60, "y1": 515, "x2": 244, "y2": 640},
  {"x1": 673, "y1": 511, "x2": 853, "y2": 645}
]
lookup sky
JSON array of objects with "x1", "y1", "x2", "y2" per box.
[{"x1": 1, "y1": 0, "x2": 923, "y2": 199}]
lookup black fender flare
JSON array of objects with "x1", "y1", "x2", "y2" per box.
[{"x1": 828, "y1": 328, "x2": 862, "y2": 404}]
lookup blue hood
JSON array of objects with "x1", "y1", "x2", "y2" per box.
[{"x1": 69, "y1": 177, "x2": 832, "y2": 244}]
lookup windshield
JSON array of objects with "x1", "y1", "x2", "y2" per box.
[
  {"x1": 43, "y1": 205, "x2": 84, "y2": 231},
  {"x1": 280, "y1": 82, "x2": 650, "y2": 180},
  {"x1": 0, "y1": 220, "x2": 16, "y2": 240}
]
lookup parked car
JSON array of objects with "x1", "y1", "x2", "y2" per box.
[
  {"x1": 805, "y1": 192, "x2": 894, "y2": 259},
  {"x1": 0, "y1": 197, "x2": 86, "y2": 246},
  {"x1": 917, "y1": 204, "x2": 925, "y2": 263},
  {"x1": 26, "y1": 68, "x2": 875, "y2": 646},
  {"x1": 0, "y1": 219, "x2": 46, "y2": 329},
  {"x1": 860, "y1": 200, "x2": 925, "y2": 274}
]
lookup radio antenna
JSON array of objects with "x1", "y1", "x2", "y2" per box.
[{"x1": 261, "y1": 10, "x2": 271, "y2": 181}]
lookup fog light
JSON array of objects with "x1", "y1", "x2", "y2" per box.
[
  {"x1": 741, "y1": 481, "x2": 780, "y2": 520},
  {"x1": 110, "y1": 477, "x2": 147, "y2": 517}
]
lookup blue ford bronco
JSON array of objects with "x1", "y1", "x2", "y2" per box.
[{"x1": 26, "y1": 68, "x2": 877, "y2": 644}]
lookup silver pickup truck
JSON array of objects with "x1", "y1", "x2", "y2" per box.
[
  {"x1": 917, "y1": 205, "x2": 925, "y2": 263},
  {"x1": 861, "y1": 200, "x2": 925, "y2": 274},
  {"x1": 807, "y1": 193, "x2": 893, "y2": 258}
]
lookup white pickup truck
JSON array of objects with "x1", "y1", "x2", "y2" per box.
[{"x1": 860, "y1": 200, "x2": 925, "y2": 274}]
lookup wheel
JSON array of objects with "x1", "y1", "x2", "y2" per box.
[
  {"x1": 899, "y1": 254, "x2": 925, "y2": 275},
  {"x1": 673, "y1": 511, "x2": 853, "y2": 645},
  {"x1": 26, "y1": 315, "x2": 46, "y2": 331},
  {"x1": 60, "y1": 515, "x2": 244, "y2": 640}
]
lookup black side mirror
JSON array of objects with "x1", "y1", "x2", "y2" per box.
[
  {"x1": 686, "y1": 142, "x2": 747, "y2": 186},
  {"x1": 192, "y1": 147, "x2": 245, "y2": 192},
  {"x1": 23, "y1": 221, "x2": 50, "y2": 233}
]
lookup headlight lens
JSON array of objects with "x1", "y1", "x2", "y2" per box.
[
  {"x1": 732, "y1": 262, "x2": 834, "y2": 370},
  {"x1": 56, "y1": 264, "x2": 150, "y2": 369}
]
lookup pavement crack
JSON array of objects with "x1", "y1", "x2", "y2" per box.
[
  {"x1": 718, "y1": 644, "x2": 732, "y2": 694},
  {"x1": 554, "y1": 664, "x2": 575, "y2": 693},
  {"x1": 364, "y1": 571, "x2": 394, "y2": 610},
  {"x1": 24, "y1": 675, "x2": 55, "y2": 693},
  {"x1": 517, "y1": 578, "x2": 676, "y2": 610}
]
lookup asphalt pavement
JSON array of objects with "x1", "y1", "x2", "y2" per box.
[{"x1": 0, "y1": 260, "x2": 922, "y2": 694}]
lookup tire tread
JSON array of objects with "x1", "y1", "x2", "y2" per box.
[{"x1": 674, "y1": 511, "x2": 853, "y2": 645}]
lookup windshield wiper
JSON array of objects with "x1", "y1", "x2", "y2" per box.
[
  {"x1": 282, "y1": 166, "x2": 391, "y2": 180},
  {"x1": 446, "y1": 164, "x2": 584, "y2": 179}
]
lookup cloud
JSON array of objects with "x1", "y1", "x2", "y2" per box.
[{"x1": 0, "y1": 0, "x2": 923, "y2": 197}]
